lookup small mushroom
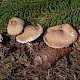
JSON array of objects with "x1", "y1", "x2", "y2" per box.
[
  {"x1": 16, "y1": 24, "x2": 43, "y2": 43},
  {"x1": 7, "y1": 17, "x2": 24, "y2": 36},
  {"x1": 43, "y1": 24, "x2": 78, "y2": 48},
  {"x1": 33, "y1": 56, "x2": 43, "y2": 67},
  {"x1": 16, "y1": 24, "x2": 43, "y2": 53}
]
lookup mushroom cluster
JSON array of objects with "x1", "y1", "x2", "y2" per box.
[
  {"x1": 7, "y1": 17, "x2": 79, "y2": 69},
  {"x1": 7, "y1": 17, "x2": 43, "y2": 44}
]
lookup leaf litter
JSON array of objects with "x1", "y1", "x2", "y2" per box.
[{"x1": 0, "y1": 33, "x2": 80, "y2": 80}]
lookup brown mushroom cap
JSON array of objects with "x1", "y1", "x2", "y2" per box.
[
  {"x1": 16, "y1": 24, "x2": 43, "y2": 43},
  {"x1": 7, "y1": 17, "x2": 24, "y2": 35},
  {"x1": 43, "y1": 24, "x2": 78, "y2": 48}
]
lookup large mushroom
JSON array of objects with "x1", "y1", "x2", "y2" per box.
[
  {"x1": 33, "y1": 24, "x2": 78, "y2": 69},
  {"x1": 7, "y1": 17, "x2": 24, "y2": 35},
  {"x1": 16, "y1": 24, "x2": 43, "y2": 43}
]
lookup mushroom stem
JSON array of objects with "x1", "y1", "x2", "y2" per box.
[
  {"x1": 14, "y1": 36, "x2": 16, "y2": 43},
  {"x1": 26, "y1": 42, "x2": 33, "y2": 53},
  {"x1": 33, "y1": 46, "x2": 72, "y2": 69},
  {"x1": 10, "y1": 36, "x2": 16, "y2": 43}
]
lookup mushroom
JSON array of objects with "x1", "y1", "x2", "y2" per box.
[
  {"x1": 16, "y1": 24, "x2": 43, "y2": 43},
  {"x1": 16, "y1": 24, "x2": 43, "y2": 52},
  {"x1": 7, "y1": 17, "x2": 24, "y2": 42},
  {"x1": 33, "y1": 56, "x2": 43, "y2": 67},
  {"x1": 7, "y1": 17, "x2": 24, "y2": 36},
  {"x1": 33, "y1": 24, "x2": 78, "y2": 69},
  {"x1": 43, "y1": 24, "x2": 78, "y2": 48}
]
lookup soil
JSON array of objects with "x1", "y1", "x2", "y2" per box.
[{"x1": 0, "y1": 33, "x2": 80, "y2": 80}]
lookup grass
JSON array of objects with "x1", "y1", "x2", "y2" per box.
[{"x1": 0, "y1": 0, "x2": 80, "y2": 33}]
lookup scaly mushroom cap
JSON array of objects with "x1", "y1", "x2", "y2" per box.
[
  {"x1": 43, "y1": 24, "x2": 78, "y2": 48},
  {"x1": 16, "y1": 24, "x2": 43, "y2": 43},
  {"x1": 7, "y1": 17, "x2": 24, "y2": 35}
]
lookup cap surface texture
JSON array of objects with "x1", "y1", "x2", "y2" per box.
[
  {"x1": 16, "y1": 24, "x2": 43, "y2": 43},
  {"x1": 7, "y1": 17, "x2": 24, "y2": 35},
  {"x1": 43, "y1": 24, "x2": 78, "y2": 48}
]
